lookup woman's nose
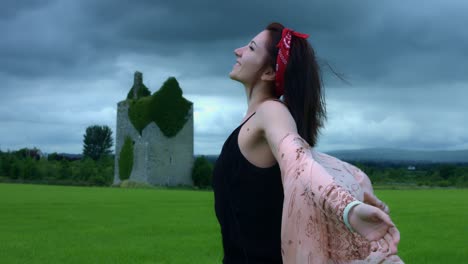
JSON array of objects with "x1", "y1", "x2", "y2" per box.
[{"x1": 234, "y1": 47, "x2": 242, "y2": 57}]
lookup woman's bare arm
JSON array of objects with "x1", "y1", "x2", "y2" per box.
[
  {"x1": 256, "y1": 100, "x2": 297, "y2": 160},
  {"x1": 256, "y1": 100, "x2": 399, "y2": 256}
]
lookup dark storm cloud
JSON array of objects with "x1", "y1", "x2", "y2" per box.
[
  {"x1": 2, "y1": 0, "x2": 467, "y2": 84},
  {"x1": 1, "y1": 0, "x2": 467, "y2": 153}
]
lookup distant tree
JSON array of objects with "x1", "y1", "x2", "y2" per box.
[
  {"x1": 58, "y1": 160, "x2": 72, "y2": 180},
  {"x1": 0, "y1": 154, "x2": 4, "y2": 176},
  {"x1": 77, "y1": 158, "x2": 95, "y2": 181},
  {"x1": 96, "y1": 156, "x2": 114, "y2": 185},
  {"x1": 9, "y1": 158, "x2": 22, "y2": 179},
  {"x1": 192, "y1": 155, "x2": 213, "y2": 188},
  {"x1": 1, "y1": 154, "x2": 14, "y2": 178},
  {"x1": 439, "y1": 164, "x2": 456, "y2": 180},
  {"x1": 82, "y1": 125, "x2": 114, "y2": 161},
  {"x1": 23, "y1": 157, "x2": 42, "y2": 180},
  {"x1": 47, "y1": 152, "x2": 61, "y2": 161}
]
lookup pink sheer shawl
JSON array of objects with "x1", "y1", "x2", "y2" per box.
[{"x1": 278, "y1": 133, "x2": 403, "y2": 263}]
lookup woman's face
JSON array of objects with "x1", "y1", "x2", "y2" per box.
[{"x1": 229, "y1": 30, "x2": 272, "y2": 86}]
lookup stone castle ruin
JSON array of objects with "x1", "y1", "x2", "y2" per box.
[{"x1": 113, "y1": 71, "x2": 194, "y2": 186}]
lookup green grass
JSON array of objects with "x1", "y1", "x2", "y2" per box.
[
  {"x1": 0, "y1": 183, "x2": 466, "y2": 263},
  {"x1": 0, "y1": 183, "x2": 222, "y2": 264},
  {"x1": 376, "y1": 189, "x2": 468, "y2": 263}
]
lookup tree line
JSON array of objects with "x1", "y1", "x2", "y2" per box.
[
  {"x1": 355, "y1": 162, "x2": 468, "y2": 188},
  {"x1": 0, "y1": 125, "x2": 114, "y2": 186},
  {"x1": 0, "y1": 125, "x2": 215, "y2": 188},
  {"x1": 1, "y1": 124, "x2": 466, "y2": 188}
]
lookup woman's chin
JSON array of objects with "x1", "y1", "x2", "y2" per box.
[
  {"x1": 229, "y1": 71, "x2": 238, "y2": 81},
  {"x1": 229, "y1": 70, "x2": 247, "y2": 84}
]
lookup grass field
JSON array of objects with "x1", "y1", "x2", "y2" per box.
[{"x1": 0, "y1": 183, "x2": 466, "y2": 263}]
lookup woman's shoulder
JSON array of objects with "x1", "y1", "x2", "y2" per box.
[
  {"x1": 257, "y1": 99, "x2": 293, "y2": 121},
  {"x1": 257, "y1": 99, "x2": 289, "y2": 116},
  {"x1": 256, "y1": 99, "x2": 297, "y2": 135}
]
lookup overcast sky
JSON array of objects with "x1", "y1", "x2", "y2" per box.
[{"x1": 1, "y1": 0, "x2": 467, "y2": 155}]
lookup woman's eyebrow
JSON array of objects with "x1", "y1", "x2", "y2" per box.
[{"x1": 250, "y1": 40, "x2": 258, "y2": 47}]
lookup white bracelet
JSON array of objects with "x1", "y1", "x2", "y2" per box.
[{"x1": 343, "y1": 200, "x2": 363, "y2": 232}]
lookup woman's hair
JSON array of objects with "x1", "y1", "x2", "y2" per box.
[{"x1": 265, "y1": 22, "x2": 326, "y2": 147}]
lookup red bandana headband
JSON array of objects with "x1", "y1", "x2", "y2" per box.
[{"x1": 275, "y1": 28, "x2": 309, "y2": 97}]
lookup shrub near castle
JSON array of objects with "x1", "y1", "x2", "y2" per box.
[
  {"x1": 119, "y1": 136, "x2": 134, "y2": 181},
  {"x1": 192, "y1": 156, "x2": 213, "y2": 188}
]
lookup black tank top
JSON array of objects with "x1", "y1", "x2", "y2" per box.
[{"x1": 212, "y1": 112, "x2": 284, "y2": 264}]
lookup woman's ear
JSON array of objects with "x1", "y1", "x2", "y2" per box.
[{"x1": 261, "y1": 66, "x2": 276, "y2": 82}]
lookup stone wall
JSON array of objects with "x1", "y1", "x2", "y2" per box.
[{"x1": 113, "y1": 98, "x2": 194, "y2": 186}]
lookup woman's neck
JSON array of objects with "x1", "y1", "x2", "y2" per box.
[{"x1": 244, "y1": 83, "x2": 276, "y2": 117}]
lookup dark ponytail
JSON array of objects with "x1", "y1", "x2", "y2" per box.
[{"x1": 265, "y1": 23, "x2": 326, "y2": 147}]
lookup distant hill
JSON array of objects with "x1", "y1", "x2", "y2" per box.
[
  {"x1": 326, "y1": 148, "x2": 468, "y2": 163},
  {"x1": 198, "y1": 149, "x2": 468, "y2": 164}
]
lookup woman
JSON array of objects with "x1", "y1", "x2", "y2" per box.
[{"x1": 212, "y1": 22, "x2": 403, "y2": 263}]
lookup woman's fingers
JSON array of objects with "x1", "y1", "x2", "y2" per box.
[
  {"x1": 364, "y1": 192, "x2": 390, "y2": 214},
  {"x1": 376, "y1": 208, "x2": 395, "y2": 228},
  {"x1": 379, "y1": 200, "x2": 390, "y2": 214},
  {"x1": 376, "y1": 198, "x2": 390, "y2": 214},
  {"x1": 370, "y1": 241, "x2": 378, "y2": 252},
  {"x1": 370, "y1": 227, "x2": 400, "y2": 255},
  {"x1": 384, "y1": 233, "x2": 397, "y2": 255},
  {"x1": 378, "y1": 238, "x2": 389, "y2": 253},
  {"x1": 384, "y1": 204, "x2": 390, "y2": 214},
  {"x1": 389, "y1": 226, "x2": 400, "y2": 245},
  {"x1": 363, "y1": 192, "x2": 377, "y2": 206}
]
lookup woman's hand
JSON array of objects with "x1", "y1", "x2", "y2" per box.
[
  {"x1": 364, "y1": 192, "x2": 390, "y2": 214},
  {"x1": 349, "y1": 203, "x2": 400, "y2": 255}
]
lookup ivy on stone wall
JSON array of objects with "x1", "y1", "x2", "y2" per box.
[
  {"x1": 128, "y1": 96, "x2": 152, "y2": 134},
  {"x1": 128, "y1": 77, "x2": 192, "y2": 137},
  {"x1": 126, "y1": 83, "x2": 151, "y2": 100},
  {"x1": 119, "y1": 136, "x2": 133, "y2": 181}
]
